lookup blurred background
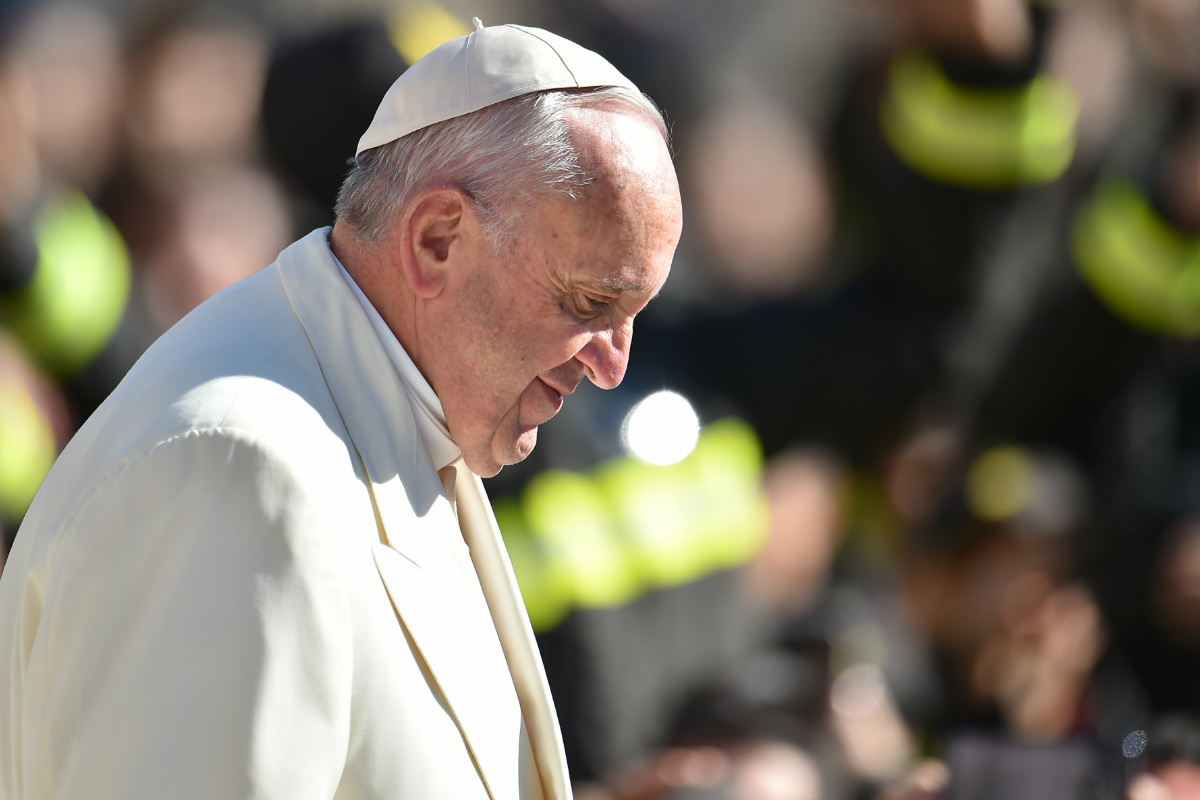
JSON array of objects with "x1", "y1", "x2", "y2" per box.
[{"x1": 2, "y1": 0, "x2": 1200, "y2": 797}]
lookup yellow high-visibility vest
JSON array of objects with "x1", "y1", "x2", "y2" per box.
[
  {"x1": 497, "y1": 419, "x2": 769, "y2": 632},
  {"x1": 1074, "y1": 177, "x2": 1200, "y2": 338},
  {"x1": 879, "y1": 51, "x2": 1079, "y2": 189}
]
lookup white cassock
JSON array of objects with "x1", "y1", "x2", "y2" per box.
[{"x1": 0, "y1": 228, "x2": 571, "y2": 800}]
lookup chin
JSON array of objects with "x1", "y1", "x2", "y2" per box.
[
  {"x1": 513, "y1": 428, "x2": 539, "y2": 462},
  {"x1": 467, "y1": 428, "x2": 539, "y2": 478}
]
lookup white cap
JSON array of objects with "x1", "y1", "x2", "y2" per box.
[{"x1": 355, "y1": 19, "x2": 639, "y2": 156}]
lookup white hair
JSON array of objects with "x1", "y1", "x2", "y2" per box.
[{"x1": 334, "y1": 87, "x2": 668, "y2": 250}]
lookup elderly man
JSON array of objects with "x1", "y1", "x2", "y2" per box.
[{"x1": 0, "y1": 21, "x2": 682, "y2": 800}]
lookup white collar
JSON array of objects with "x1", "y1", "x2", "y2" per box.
[{"x1": 332, "y1": 249, "x2": 462, "y2": 472}]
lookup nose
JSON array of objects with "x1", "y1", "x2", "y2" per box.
[{"x1": 577, "y1": 327, "x2": 630, "y2": 390}]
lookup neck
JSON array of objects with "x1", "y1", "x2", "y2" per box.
[{"x1": 329, "y1": 221, "x2": 431, "y2": 385}]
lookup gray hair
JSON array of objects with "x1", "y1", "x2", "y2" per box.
[{"x1": 334, "y1": 86, "x2": 668, "y2": 251}]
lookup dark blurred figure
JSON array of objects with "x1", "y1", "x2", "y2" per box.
[
  {"x1": 260, "y1": 3, "x2": 476, "y2": 235},
  {"x1": 968, "y1": 86, "x2": 1200, "y2": 473},
  {"x1": 822, "y1": 0, "x2": 1117, "y2": 462},
  {"x1": 261, "y1": 19, "x2": 409, "y2": 235},
  {"x1": 907, "y1": 0, "x2": 1198, "y2": 488}
]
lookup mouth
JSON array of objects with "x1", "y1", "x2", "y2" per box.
[
  {"x1": 539, "y1": 374, "x2": 579, "y2": 401},
  {"x1": 535, "y1": 377, "x2": 566, "y2": 417},
  {"x1": 519, "y1": 374, "x2": 581, "y2": 435}
]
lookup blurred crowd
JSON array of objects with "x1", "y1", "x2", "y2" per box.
[{"x1": 2, "y1": 0, "x2": 1200, "y2": 797}]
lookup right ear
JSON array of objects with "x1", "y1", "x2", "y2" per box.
[{"x1": 398, "y1": 187, "x2": 469, "y2": 298}]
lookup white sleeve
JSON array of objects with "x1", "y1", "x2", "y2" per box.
[{"x1": 25, "y1": 428, "x2": 353, "y2": 800}]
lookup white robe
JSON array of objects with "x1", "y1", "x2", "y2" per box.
[{"x1": 0, "y1": 228, "x2": 570, "y2": 800}]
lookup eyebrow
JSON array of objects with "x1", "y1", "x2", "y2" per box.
[{"x1": 597, "y1": 275, "x2": 654, "y2": 295}]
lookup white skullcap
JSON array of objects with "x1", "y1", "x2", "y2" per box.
[{"x1": 355, "y1": 19, "x2": 639, "y2": 156}]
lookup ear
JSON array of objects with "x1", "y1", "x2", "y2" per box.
[{"x1": 399, "y1": 187, "x2": 470, "y2": 298}]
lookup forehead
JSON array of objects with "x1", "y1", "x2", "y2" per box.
[{"x1": 553, "y1": 110, "x2": 682, "y2": 286}]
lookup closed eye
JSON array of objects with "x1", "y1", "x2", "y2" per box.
[{"x1": 572, "y1": 294, "x2": 612, "y2": 319}]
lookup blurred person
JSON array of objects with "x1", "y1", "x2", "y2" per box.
[
  {"x1": 0, "y1": 21, "x2": 682, "y2": 800},
  {"x1": 835, "y1": 0, "x2": 1085, "y2": 304},
  {"x1": 903, "y1": 0, "x2": 1195, "y2": 482},
  {"x1": 1127, "y1": 0, "x2": 1200, "y2": 86},
  {"x1": 736, "y1": 446, "x2": 943, "y2": 793},
  {"x1": 894, "y1": 465, "x2": 1136, "y2": 797},
  {"x1": 892, "y1": 0, "x2": 1035, "y2": 63},
  {"x1": 121, "y1": 7, "x2": 267, "y2": 184},
  {"x1": 629, "y1": 1, "x2": 1099, "y2": 466},
  {"x1": 6, "y1": 2, "x2": 125, "y2": 194},
  {"x1": 962, "y1": 82, "x2": 1200, "y2": 476},
  {"x1": 533, "y1": 0, "x2": 881, "y2": 315},
  {"x1": 680, "y1": 104, "x2": 834, "y2": 304},
  {"x1": 803, "y1": 0, "x2": 1134, "y2": 471},
  {"x1": 135, "y1": 163, "x2": 291, "y2": 331},
  {"x1": 888, "y1": 57, "x2": 1199, "y2": 752},
  {"x1": 106, "y1": 5, "x2": 272, "y2": 279},
  {"x1": 745, "y1": 447, "x2": 847, "y2": 618},
  {"x1": 902, "y1": 443, "x2": 1104, "y2": 743},
  {"x1": 96, "y1": 10, "x2": 281, "y2": 397}
]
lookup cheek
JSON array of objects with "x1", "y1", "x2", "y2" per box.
[
  {"x1": 544, "y1": 328, "x2": 594, "y2": 370},
  {"x1": 513, "y1": 312, "x2": 591, "y2": 367},
  {"x1": 463, "y1": 276, "x2": 592, "y2": 379}
]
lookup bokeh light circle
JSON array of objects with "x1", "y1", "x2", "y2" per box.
[{"x1": 620, "y1": 390, "x2": 700, "y2": 465}]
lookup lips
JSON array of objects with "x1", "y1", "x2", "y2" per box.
[
  {"x1": 520, "y1": 372, "x2": 581, "y2": 432},
  {"x1": 536, "y1": 377, "x2": 565, "y2": 416}
]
